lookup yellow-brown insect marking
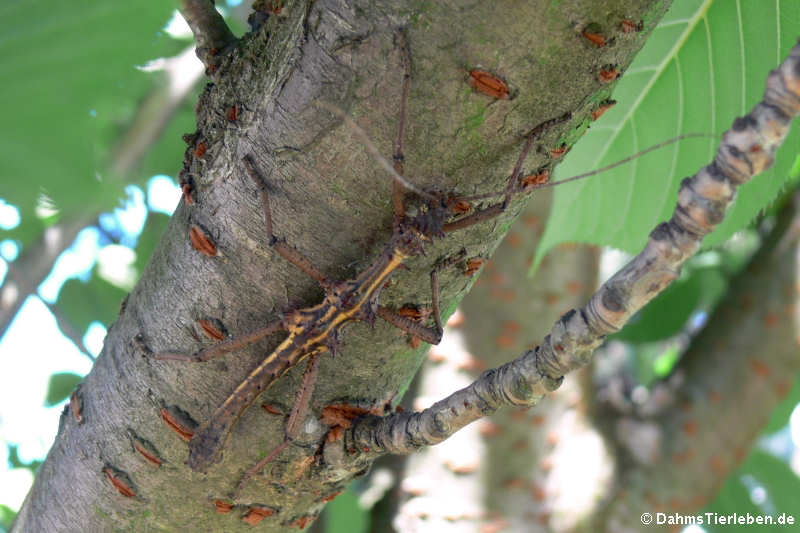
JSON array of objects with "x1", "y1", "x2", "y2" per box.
[{"x1": 187, "y1": 247, "x2": 408, "y2": 471}]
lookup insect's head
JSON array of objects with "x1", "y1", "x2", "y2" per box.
[{"x1": 403, "y1": 191, "x2": 450, "y2": 239}]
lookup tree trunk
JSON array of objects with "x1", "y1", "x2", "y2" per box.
[{"x1": 13, "y1": 1, "x2": 673, "y2": 530}]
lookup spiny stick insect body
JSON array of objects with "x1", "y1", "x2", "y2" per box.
[
  {"x1": 152, "y1": 29, "x2": 702, "y2": 497},
  {"x1": 152, "y1": 30, "x2": 548, "y2": 480}
]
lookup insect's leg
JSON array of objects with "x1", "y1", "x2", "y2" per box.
[
  {"x1": 243, "y1": 155, "x2": 330, "y2": 287},
  {"x1": 376, "y1": 269, "x2": 443, "y2": 344},
  {"x1": 232, "y1": 349, "x2": 323, "y2": 500},
  {"x1": 441, "y1": 203, "x2": 505, "y2": 233},
  {"x1": 391, "y1": 28, "x2": 412, "y2": 226},
  {"x1": 376, "y1": 251, "x2": 464, "y2": 345},
  {"x1": 502, "y1": 112, "x2": 572, "y2": 204},
  {"x1": 442, "y1": 112, "x2": 572, "y2": 234},
  {"x1": 155, "y1": 318, "x2": 286, "y2": 362}
]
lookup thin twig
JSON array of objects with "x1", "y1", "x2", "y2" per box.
[
  {"x1": 503, "y1": 112, "x2": 572, "y2": 203},
  {"x1": 180, "y1": 0, "x2": 237, "y2": 70}
]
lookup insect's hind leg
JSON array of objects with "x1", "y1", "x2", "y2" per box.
[
  {"x1": 232, "y1": 349, "x2": 323, "y2": 500},
  {"x1": 243, "y1": 155, "x2": 331, "y2": 287}
]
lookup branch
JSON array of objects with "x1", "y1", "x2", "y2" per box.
[
  {"x1": 393, "y1": 192, "x2": 600, "y2": 530},
  {"x1": 0, "y1": 219, "x2": 85, "y2": 341},
  {"x1": 180, "y1": 0, "x2": 237, "y2": 72},
  {"x1": 597, "y1": 193, "x2": 800, "y2": 528},
  {"x1": 348, "y1": 41, "x2": 800, "y2": 457}
]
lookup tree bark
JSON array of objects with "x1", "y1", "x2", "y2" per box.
[{"x1": 13, "y1": 1, "x2": 671, "y2": 531}]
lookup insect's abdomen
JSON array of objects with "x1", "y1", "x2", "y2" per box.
[{"x1": 187, "y1": 339, "x2": 303, "y2": 471}]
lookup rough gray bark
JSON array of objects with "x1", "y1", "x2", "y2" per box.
[{"x1": 12, "y1": 1, "x2": 670, "y2": 531}]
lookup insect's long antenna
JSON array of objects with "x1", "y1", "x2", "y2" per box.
[
  {"x1": 392, "y1": 27, "x2": 412, "y2": 224},
  {"x1": 531, "y1": 132, "x2": 717, "y2": 190},
  {"x1": 460, "y1": 132, "x2": 717, "y2": 201},
  {"x1": 314, "y1": 100, "x2": 438, "y2": 202}
]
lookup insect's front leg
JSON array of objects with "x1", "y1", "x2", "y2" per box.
[
  {"x1": 243, "y1": 155, "x2": 331, "y2": 287},
  {"x1": 442, "y1": 112, "x2": 573, "y2": 234},
  {"x1": 391, "y1": 27, "x2": 412, "y2": 228}
]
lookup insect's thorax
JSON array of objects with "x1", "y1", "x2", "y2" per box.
[{"x1": 278, "y1": 245, "x2": 408, "y2": 363}]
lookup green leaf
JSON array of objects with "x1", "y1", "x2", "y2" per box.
[
  {"x1": 138, "y1": 98, "x2": 198, "y2": 184},
  {"x1": 133, "y1": 212, "x2": 171, "y2": 274},
  {"x1": 6, "y1": 446, "x2": 42, "y2": 475},
  {"x1": 652, "y1": 344, "x2": 680, "y2": 376},
  {"x1": 791, "y1": 153, "x2": 800, "y2": 179},
  {"x1": 44, "y1": 372, "x2": 82, "y2": 407},
  {"x1": 534, "y1": 0, "x2": 800, "y2": 268},
  {"x1": 762, "y1": 372, "x2": 800, "y2": 434},
  {"x1": 0, "y1": 1, "x2": 180, "y2": 247},
  {"x1": 0, "y1": 504, "x2": 17, "y2": 530},
  {"x1": 56, "y1": 270, "x2": 128, "y2": 334},
  {"x1": 325, "y1": 489, "x2": 368, "y2": 533},
  {"x1": 705, "y1": 450, "x2": 800, "y2": 531}
]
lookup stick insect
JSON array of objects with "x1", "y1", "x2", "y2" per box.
[{"x1": 151, "y1": 30, "x2": 708, "y2": 492}]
